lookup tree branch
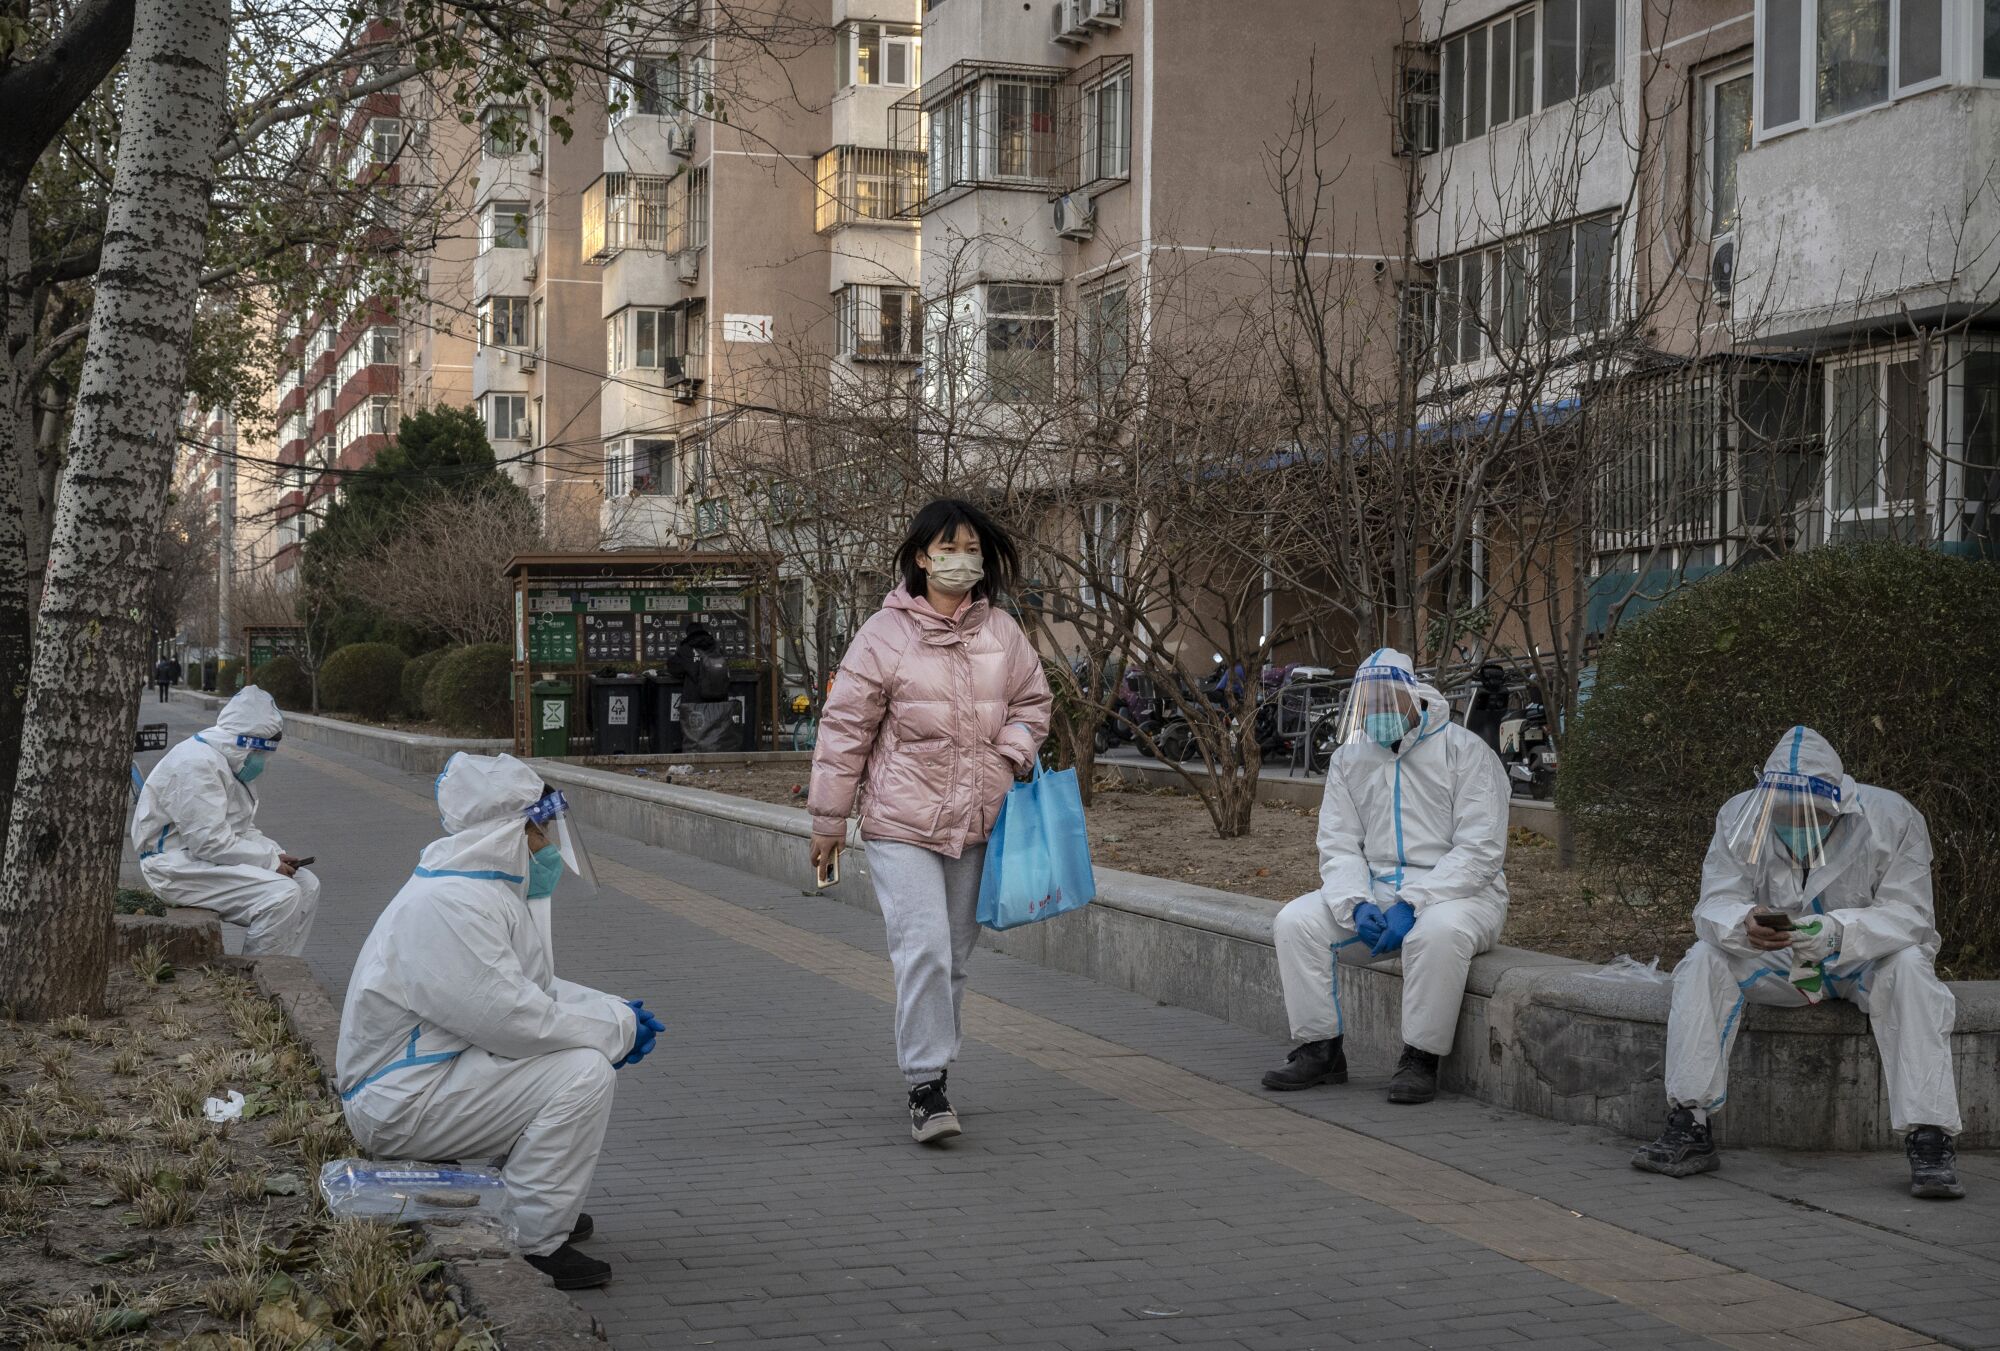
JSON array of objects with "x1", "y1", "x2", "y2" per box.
[{"x1": 0, "y1": 0, "x2": 137, "y2": 185}]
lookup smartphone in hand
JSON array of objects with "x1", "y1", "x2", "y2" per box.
[
  {"x1": 815, "y1": 850, "x2": 840, "y2": 889},
  {"x1": 1752, "y1": 910, "x2": 1793, "y2": 932}
]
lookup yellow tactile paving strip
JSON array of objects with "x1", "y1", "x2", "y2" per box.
[{"x1": 290, "y1": 745, "x2": 1946, "y2": 1351}]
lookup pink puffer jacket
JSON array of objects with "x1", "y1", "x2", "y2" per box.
[{"x1": 809, "y1": 586, "x2": 1052, "y2": 858}]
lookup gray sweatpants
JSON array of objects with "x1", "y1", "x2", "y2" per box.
[{"x1": 865, "y1": 840, "x2": 986, "y2": 1084}]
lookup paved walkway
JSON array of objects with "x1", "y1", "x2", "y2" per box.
[{"x1": 135, "y1": 697, "x2": 2000, "y2": 1350}]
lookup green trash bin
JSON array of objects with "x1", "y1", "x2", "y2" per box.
[{"x1": 530, "y1": 680, "x2": 574, "y2": 758}]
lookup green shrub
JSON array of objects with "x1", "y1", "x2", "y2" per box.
[
  {"x1": 318, "y1": 642, "x2": 408, "y2": 721},
  {"x1": 423, "y1": 643, "x2": 513, "y2": 738},
  {"x1": 1560, "y1": 543, "x2": 2000, "y2": 977},
  {"x1": 400, "y1": 647, "x2": 451, "y2": 720},
  {"x1": 249, "y1": 655, "x2": 313, "y2": 711}
]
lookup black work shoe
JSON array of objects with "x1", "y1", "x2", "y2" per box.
[
  {"x1": 1261, "y1": 1038, "x2": 1348, "y2": 1091},
  {"x1": 1906, "y1": 1126, "x2": 1966, "y2": 1200},
  {"x1": 568, "y1": 1212, "x2": 594, "y2": 1244},
  {"x1": 1386, "y1": 1046, "x2": 1441, "y2": 1104},
  {"x1": 524, "y1": 1242, "x2": 612, "y2": 1290},
  {"x1": 909, "y1": 1077, "x2": 961, "y2": 1144},
  {"x1": 1631, "y1": 1107, "x2": 1719, "y2": 1177}
]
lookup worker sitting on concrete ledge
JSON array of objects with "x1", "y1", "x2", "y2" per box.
[
  {"x1": 1263, "y1": 648, "x2": 1511, "y2": 1105},
  {"x1": 1633, "y1": 726, "x2": 1964, "y2": 1200}
]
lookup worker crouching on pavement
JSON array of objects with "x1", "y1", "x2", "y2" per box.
[
  {"x1": 1264, "y1": 648, "x2": 1511, "y2": 1105},
  {"x1": 1633, "y1": 726, "x2": 1964, "y2": 1199},
  {"x1": 131, "y1": 685, "x2": 319, "y2": 956},
  {"x1": 336, "y1": 753, "x2": 663, "y2": 1290}
]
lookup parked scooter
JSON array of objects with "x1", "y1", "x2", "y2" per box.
[{"x1": 1498, "y1": 688, "x2": 1557, "y2": 799}]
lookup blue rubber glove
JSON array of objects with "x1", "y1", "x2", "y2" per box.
[
  {"x1": 1371, "y1": 900, "x2": 1417, "y2": 957},
  {"x1": 1351, "y1": 902, "x2": 1387, "y2": 950},
  {"x1": 617, "y1": 1000, "x2": 665, "y2": 1068}
]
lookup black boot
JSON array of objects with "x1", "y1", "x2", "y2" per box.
[
  {"x1": 1631, "y1": 1107, "x2": 1719, "y2": 1177},
  {"x1": 1906, "y1": 1126, "x2": 1966, "y2": 1200},
  {"x1": 524, "y1": 1242, "x2": 612, "y2": 1290},
  {"x1": 568, "y1": 1212, "x2": 594, "y2": 1243},
  {"x1": 1261, "y1": 1038, "x2": 1347, "y2": 1091},
  {"x1": 1386, "y1": 1046, "x2": 1440, "y2": 1104},
  {"x1": 909, "y1": 1074, "x2": 961, "y2": 1144}
]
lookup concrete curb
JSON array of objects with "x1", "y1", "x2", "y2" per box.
[
  {"x1": 240, "y1": 953, "x2": 611, "y2": 1348},
  {"x1": 531, "y1": 759, "x2": 2000, "y2": 1152}
]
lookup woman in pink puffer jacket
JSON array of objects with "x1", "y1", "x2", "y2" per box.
[{"x1": 808, "y1": 499, "x2": 1052, "y2": 1144}]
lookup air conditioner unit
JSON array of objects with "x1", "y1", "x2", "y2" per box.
[
  {"x1": 1051, "y1": 0, "x2": 1090, "y2": 45},
  {"x1": 1084, "y1": 0, "x2": 1123, "y2": 27},
  {"x1": 1054, "y1": 191, "x2": 1096, "y2": 240},
  {"x1": 1710, "y1": 233, "x2": 1737, "y2": 302},
  {"x1": 670, "y1": 374, "x2": 703, "y2": 405},
  {"x1": 675, "y1": 249, "x2": 700, "y2": 284},
  {"x1": 667, "y1": 0, "x2": 699, "y2": 30},
  {"x1": 525, "y1": 255, "x2": 538, "y2": 280},
  {"x1": 667, "y1": 121, "x2": 696, "y2": 159},
  {"x1": 520, "y1": 351, "x2": 538, "y2": 371}
]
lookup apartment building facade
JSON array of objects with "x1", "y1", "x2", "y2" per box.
[{"x1": 1414, "y1": 0, "x2": 2000, "y2": 629}]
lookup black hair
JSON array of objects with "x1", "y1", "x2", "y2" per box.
[{"x1": 896, "y1": 498, "x2": 1018, "y2": 603}]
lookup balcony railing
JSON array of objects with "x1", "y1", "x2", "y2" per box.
[
  {"x1": 582, "y1": 168, "x2": 710, "y2": 264},
  {"x1": 814, "y1": 146, "x2": 924, "y2": 232},
  {"x1": 889, "y1": 61, "x2": 1066, "y2": 215}
]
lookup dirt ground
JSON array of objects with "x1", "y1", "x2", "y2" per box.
[
  {"x1": 621, "y1": 762, "x2": 1698, "y2": 966},
  {"x1": 0, "y1": 957, "x2": 493, "y2": 1347}
]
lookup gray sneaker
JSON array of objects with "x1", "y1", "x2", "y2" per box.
[{"x1": 909, "y1": 1077, "x2": 961, "y2": 1144}]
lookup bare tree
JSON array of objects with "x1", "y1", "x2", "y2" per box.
[{"x1": 346, "y1": 486, "x2": 545, "y2": 646}]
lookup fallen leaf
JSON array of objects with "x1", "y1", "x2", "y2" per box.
[
  {"x1": 92, "y1": 1250, "x2": 137, "y2": 1265},
  {"x1": 96, "y1": 1309, "x2": 149, "y2": 1334},
  {"x1": 262, "y1": 1173, "x2": 304, "y2": 1197}
]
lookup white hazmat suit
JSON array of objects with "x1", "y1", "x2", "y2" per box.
[
  {"x1": 1274, "y1": 650, "x2": 1511, "y2": 1055},
  {"x1": 336, "y1": 753, "x2": 638, "y2": 1256},
  {"x1": 131, "y1": 686, "x2": 320, "y2": 956},
  {"x1": 1664, "y1": 727, "x2": 1961, "y2": 1134}
]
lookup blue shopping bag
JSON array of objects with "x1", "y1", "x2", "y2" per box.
[{"x1": 977, "y1": 761, "x2": 1096, "y2": 930}]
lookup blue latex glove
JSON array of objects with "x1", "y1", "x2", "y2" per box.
[
  {"x1": 617, "y1": 999, "x2": 665, "y2": 1068},
  {"x1": 1351, "y1": 902, "x2": 1387, "y2": 950},
  {"x1": 1371, "y1": 900, "x2": 1417, "y2": 957}
]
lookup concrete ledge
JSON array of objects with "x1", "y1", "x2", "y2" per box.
[
  {"x1": 1094, "y1": 754, "x2": 1565, "y2": 839},
  {"x1": 534, "y1": 760, "x2": 1999, "y2": 1151},
  {"x1": 241, "y1": 953, "x2": 611, "y2": 1348},
  {"x1": 174, "y1": 690, "x2": 505, "y2": 774},
  {"x1": 111, "y1": 910, "x2": 222, "y2": 967}
]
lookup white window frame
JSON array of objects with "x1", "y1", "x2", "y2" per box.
[
  {"x1": 482, "y1": 104, "x2": 529, "y2": 156},
  {"x1": 1756, "y1": 0, "x2": 1957, "y2": 140},
  {"x1": 485, "y1": 393, "x2": 529, "y2": 442},
  {"x1": 837, "y1": 22, "x2": 920, "y2": 90},
  {"x1": 1822, "y1": 349, "x2": 1937, "y2": 539},
  {"x1": 1078, "y1": 276, "x2": 1130, "y2": 399},
  {"x1": 1431, "y1": 213, "x2": 1620, "y2": 367},
  {"x1": 1082, "y1": 64, "x2": 1132, "y2": 184},
  {"x1": 480, "y1": 200, "x2": 531, "y2": 252},
  {"x1": 1703, "y1": 64, "x2": 1754, "y2": 237},
  {"x1": 1079, "y1": 500, "x2": 1129, "y2": 606},
  {"x1": 1442, "y1": 7, "x2": 1541, "y2": 147},
  {"x1": 611, "y1": 55, "x2": 682, "y2": 128},
  {"x1": 982, "y1": 282, "x2": 1057, "y2": 404}
]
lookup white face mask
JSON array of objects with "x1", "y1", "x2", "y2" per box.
[{"x1": 926, "y1": 552, "x2": 985, "y2": 594}]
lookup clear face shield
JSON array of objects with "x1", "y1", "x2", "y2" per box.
[
  {"x1": 1335, "y1": 663, "x2": 1422, "y2": 750},
  {"x1": 1726, "y1": 770, "x2": 1843, "y2": 871},
  {"x1": 524, "y1": 788, "x2": 597, "y2": 897}
]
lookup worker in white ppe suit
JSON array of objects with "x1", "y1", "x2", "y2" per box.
[
  {"x1": 337, "y1": 753, "x2": 662, "y2": 1290},
  {"x1": 1634, "y1": 726, "x2": 1964, "y2": 1199},
  {"x1": 131, "y1": 686, "x2": 319, "y2": 956},
  {"x1": 1264, "y1": 649, "x2": 1510, "y2": 1104}
]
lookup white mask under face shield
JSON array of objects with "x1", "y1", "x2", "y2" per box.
[
  {"x1": 524, "y1": 788, "x2": 597, "y2": 898},
  {"x1": 1336, "y1": 662, "x2": 1422, "y2": 749}
]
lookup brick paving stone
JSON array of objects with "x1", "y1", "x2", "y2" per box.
[{"x1": 143, "y1": 697, "x2": 1985, "y2": 1351}]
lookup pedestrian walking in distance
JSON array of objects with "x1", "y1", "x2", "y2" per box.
[
  {"x1": 808, "y1": 498, "x2": 1052, "y2": 1143},
  {"x1": 154, "y1": 655, "x2": 176, "y2": 703}
]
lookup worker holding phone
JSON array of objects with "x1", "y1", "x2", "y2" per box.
[
  {"x1": 807, "y1": 499, "x2": 1051, "y2": 1145},
  {"x1": 1634, "y1": 727, "x2": 1964, "y2": 1199}
]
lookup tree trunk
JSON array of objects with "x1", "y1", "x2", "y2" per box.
[
  {"x1": 0, "y1": 199, "x2": 30, "y2": 875},
  {"x1": 0, "y1": 0, "x2": 228, "y2": 1018}
]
